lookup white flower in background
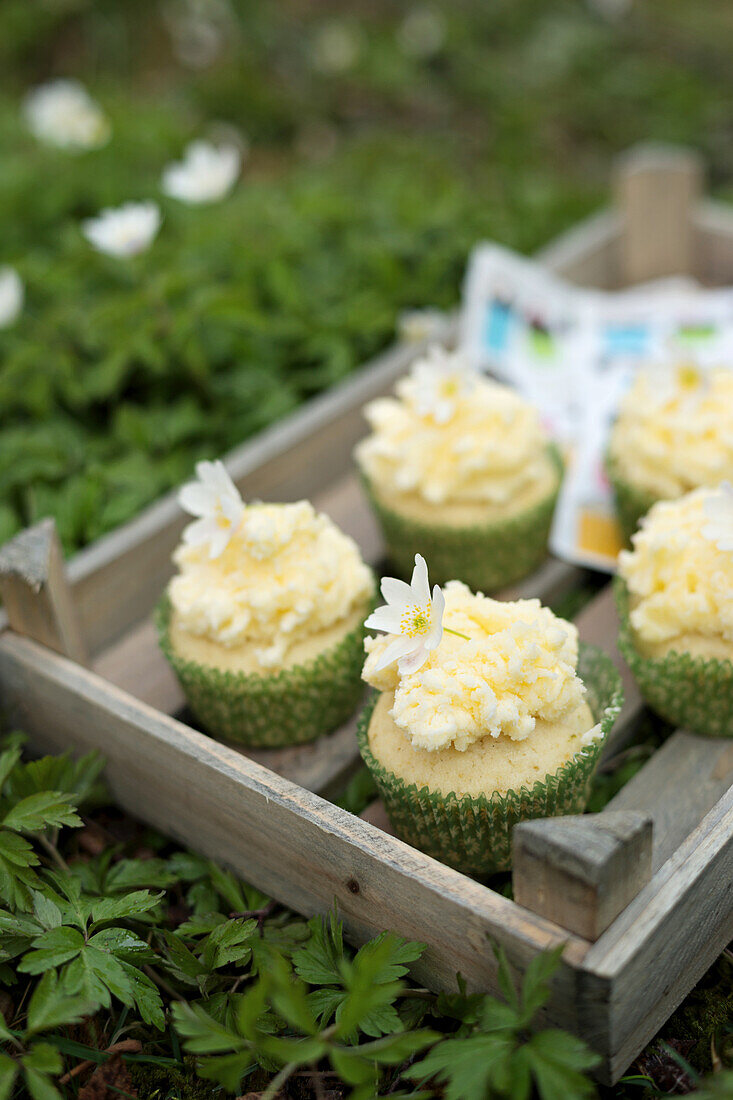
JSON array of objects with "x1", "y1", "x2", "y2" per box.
[
  {"x1": 23, "y1": 80, "x2": 110, "y2": 150},
  {"x1": 397, "y1": 308, "x2": 447, "y2": 345},
  {"x1": 0, "y1": 268, "x2": 23, "y2": 328},
  {"x1": 702, "y1": 482, "x2": 733, "y2": 552},
  {"x1": 82, "y1": 202, "x2": 161, "y2": 258},
  {"x1": 397, "y1": 6, "x2": 446, "y2": 59},
  {"x1": 365, "y1": 554, "x2": 445, "y2": 675},
  {"x1": 311, "y1": 22, "x2": 361, "y2": 74},
  {"x1": 407, "y1": 347, "x2": 478, "y2": 424},
  {"x1": 162, "y1": 140, "x2": 241, "y2": 204},
  {"x1": 179, "y1": 460, "x2": 245, "y2": 558}
]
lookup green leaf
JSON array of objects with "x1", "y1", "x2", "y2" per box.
[
  {"x1": 2, "y1": 792, "x2": 81, "y2": 833},
  {"x1": 88, "y1": 927, "x2": 153, "y2": 960},
  {"x1": 518, "y1": 945, "x2": 564, "y2": 1027},
  {"x1": 18, "y1": 926, "x2": 84, "y2": 973},
  {"x1": 118, "y1": 961, "x2": 166, "y2": 1030},
  {"x1": 161, "y1": 929, "x2": 207, "y2": 983},
  {"x1": 31, "y1": 892, "x2": 62, "y2": 932},
  {"x1": 201, "y1": 918, "x2": 257, "y2": 971},
  {"x1": 195, "y1": 1051, "x2": 257, "y2": 1092},
  {"x1": 524, "y1": 1030, "x2": 599, "y2": 1100},
  {"x1": 352, "y1": 932, "x2": 425, "y2": 983},
  {"x1": 292, "y1": 911, "x2": 344, "y2": 985},
  {"x1": 26, "y1": 969, "x2": 95, "y2": 1035},
  {"x1": 0, "y1": 749, "x2": 22, "y2": 792},
  {"x1": 21, "y1": 1044, "x2": 64, "y2": 1100},
  {"x1": 172, "y1": 1001, "x2": 247, "y2": 1055},
  {"x1": 90, "y1": 888, "x2": 163, "y2": 924},
  {"x1": 0, "y1": 1053, "x2": 18, "y2": 1100},
  {"x1": 405, "y1": 1033, "x2": 515, "y2": 1100}
]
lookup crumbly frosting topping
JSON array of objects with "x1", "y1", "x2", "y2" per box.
[
  {"x1": 169, "y1": 501, "x2": 374, "y2": 666},
  {"x1": 618, "y1": 488, "x2": 733, "y2": 645},
  {"x1": 362, "y1": 581, "x2": 585, "y2": 751},
  {"x1": 609, "y1": 365, "x2": 733, "y2": 497},
  {"x1": 354, "y1": 348, "x2": 552, "y2": 506}
]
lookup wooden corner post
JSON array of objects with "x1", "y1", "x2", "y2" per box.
[
  {"x1": 613, "y1": 143, "x2": 703, "y2": 285},
  {"x1": 512, "y1": 810, "x2": 653, "y2": 942},
  {"x1": 0, "y1": 518, "x2": 88, "y2": 666}
]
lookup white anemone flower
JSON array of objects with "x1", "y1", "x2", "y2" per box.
[
  {"x1": 23, "y1": 80, "x2": 110, "y2": 150},
  {"x1": 162, "y1": 140, "x2": 241, "y2": 204},
  {"x1": 702, "y1": 482, "x2": 733, "y2": 552},
  {"x1": 407, "y1": 347, "x2": 478, "y2": 424},
  {"x1": 365, "y1": 554, "x2": 447, "y2": 675},
  {"x1": 0, "y1": 268, "x2": 23, "y2": 328},
  {"x1": 82, "y1": 202, "x2": 161, "y2": 258},
  {"x1": 178, "y1": 460, "x2": 245, "y2": 559}
]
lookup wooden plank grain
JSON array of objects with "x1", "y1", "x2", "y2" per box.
[
  {"x1": 0, "y1": 630, "x2": 591, "y2": 1031},
  {"x1": 577, "y1": 783, "x2": 733, "y2": 1082}
]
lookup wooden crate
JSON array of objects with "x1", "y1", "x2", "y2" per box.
[{"x1": 1, "y1": 144, "x2": 732, "y2": 1085}]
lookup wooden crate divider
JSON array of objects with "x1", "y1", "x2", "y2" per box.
[{"x1": 2, "y1": 144, "x2": 733, "y2": 1085}]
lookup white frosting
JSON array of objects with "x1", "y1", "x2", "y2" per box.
[
  {"x1": 618, "y1": 488, "x2": 733, "y2": 645},
  {"x1": 609, "y1": 365, "x2": 733, "y2": 497},
  {"x1": 355, "y1": 348, "x2": 552, "y2": 506},
  {"x1": 169, "y1": 501, "x2": 373, "y2": 667},
  {"x1": 363, "y1": 581, "x2": 585, "y2": 751}
]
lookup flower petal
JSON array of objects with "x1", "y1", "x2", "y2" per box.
[
  {"x1": 380, "y1": 576, "x2": 413, "y2": 606},
  {"x1": 179, "y1": 482, "x2": 214, "y2": 517},
  {"x1": 398, "y1": 644, "x2": 429, "y2": 675},
  {"x1": 182, "y1": 517, "x2": 214, "y2": 546},
  {"x1": 410, "y1": 554, "x2": 430, "y2": 607},
  {"x1": 425, "y1": 584, "x2": 445, "y2": 650},
  {"x1": 365, "y1": 604, "x2": 405, "y2": 635},
  {"x1": 374, "y1": 636, "x2": 415, "y2": 672}
]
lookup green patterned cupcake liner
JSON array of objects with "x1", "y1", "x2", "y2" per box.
[
  {"x1": 615, "y1": 577, "x2": 733, "y2": 738},
  {"x1": 359, "y1": 447, "x2": 563, "y2": 593},
  {"x1": 605, "y1": 451, "x2": 660, "y2": 546},
  {"x1": 356, "y1": 643, "x2": 623, "y2": 876},
  {"x1": 157, "y1": 594, "x2": 372, "y2": 748}
]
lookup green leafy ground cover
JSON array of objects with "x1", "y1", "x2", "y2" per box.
[
  {"x1": 0, "y1": 728, "x2": 730, "y2": 1100},
  {"x1": 3, "y1": 1, "x2": 733, "y2": 550}
]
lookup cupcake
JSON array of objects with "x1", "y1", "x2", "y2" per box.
[
  {"x1": 157, "y1": 460, "x2": 375, "y2": 747},
  {"x1": 606, "y1": 363, "x2": 733, "y2": 542},
  {"x1": 354, "y1": 346, "x2": 562, "y2": 591},
  {"x1": 357, "y1": 555, "x2": 622, "y2": 875},
  {"x1": 616, "y1": 484, "x2": 733, "y2": 738}
]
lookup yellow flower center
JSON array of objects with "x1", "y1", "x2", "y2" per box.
[
  {"x1": 400, "y1": 604, "x2": 430, "y2": 638},
  {"x1": 439, "y1": 376, "x2": 460, "y2": 399},
  {"x1": 677, "y1": 364, "x2": 702, "y2": 391}
]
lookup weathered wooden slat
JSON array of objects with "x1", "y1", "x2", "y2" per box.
[
  {"x1": 578, "y1": 782, "x2": 733, "y2": 1082},
  {"x1": 512, "y1": 811, "x2": 653, "y2": 942},
  {"x1": 693, "y1": 199, "x2": 733, "y2": 285},
  {"x1": 605, "y1": 730, "x2": 733, "y2": 872},
  {"x1": 0, "y1": 519, "x2": 88, "y2": 666},
  {"x1": 614, "y1": 144, "x2": 703, "y2": 284},
  {"x1": 0, "y1": 630, "x2": 589, "y2": 1030}
]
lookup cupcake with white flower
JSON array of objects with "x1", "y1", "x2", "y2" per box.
[
  {"x1": 606, "y1": 362, "x2": 733, "y2": 542},
  {"x1": 616, "y1": 484, "x2": 733, "y2": 738},
  {"x1": 157, "y1": 461, "x2": 375, "y2": 746},
  {"x1": 354, "y1": 346, "x2": 562, "y2": 592},
  {"x1": 357, "y1": 555, "x2": 622, "y2": 874}
]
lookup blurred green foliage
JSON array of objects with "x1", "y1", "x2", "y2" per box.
[{"x1": 1, "y1": 0, "x2": 733, "y2": 550}]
